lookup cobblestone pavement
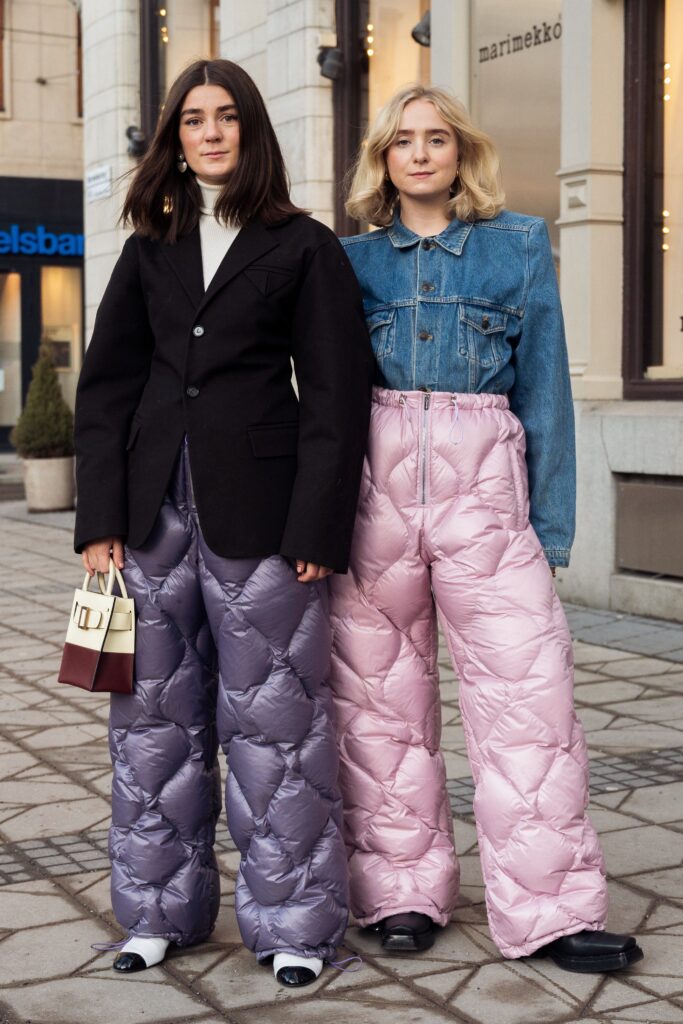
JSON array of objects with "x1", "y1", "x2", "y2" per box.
[{"x1": 1, "y1": 502, "x2": 682, "y2": 1024}]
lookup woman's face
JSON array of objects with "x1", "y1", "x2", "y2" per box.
[
  {"x1": 178, "y1": 84, "x2": 240, "y2": 185},
  {"x1": 385, "y1": 99, "x2": 459, "y2": 205}
]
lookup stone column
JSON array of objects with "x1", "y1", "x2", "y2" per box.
[
  {"x1": 220, "y1": 0, "x2": 335, "y2": 225},
  {"x1": 81, "y1": 0, "x2": 139, "y2": 341},
  {"x1": 555, "y1": 0, "x2": 624, "y2": 607}
]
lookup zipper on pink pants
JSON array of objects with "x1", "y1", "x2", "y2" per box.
[{"x1": 420, "y1": 389, "x2": 431, "y2": 506}]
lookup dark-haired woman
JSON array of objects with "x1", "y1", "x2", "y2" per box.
[{"x1": 74, "y1": 59, "x2": 372, "y2": 987}]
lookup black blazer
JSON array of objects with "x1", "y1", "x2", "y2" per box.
[{"x1": 74, "y1": 214, "x2": 373, "y2": 572}]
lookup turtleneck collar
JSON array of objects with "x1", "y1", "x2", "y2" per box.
[{"x1": 198, "y1": 179, "x2": 223, "y2": 213}]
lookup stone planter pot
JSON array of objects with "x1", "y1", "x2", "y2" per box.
[{"x1": 22, "y1": 456, "x2": 75, "y2": 512}]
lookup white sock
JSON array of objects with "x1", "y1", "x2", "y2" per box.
[
  {"x1": 273, "y1": 953, "x2": 323, "y2": 979},
  {"x1": 118, "y1": 936, "x2": 169, "y2": 967}
]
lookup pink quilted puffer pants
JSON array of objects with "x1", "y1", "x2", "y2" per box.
[{"x1": 329, "y1": 388, "x2": 608, "y2": 958}]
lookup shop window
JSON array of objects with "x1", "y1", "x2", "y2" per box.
[
  {"x1": 332, "y1": 0, "x2": 430, "y2": 233},
  {"x1": 0, "y1": 273, "x2": 22, "y2": 428},
  {"x1": 40, "y1": 266, "x2": 83, "y2": 410},
  {"x1": 140, "y1": 0, "x2": 220, "y2": 146},
  {"x1": 624, "y1": 0, "x2": 683, "y2": 398},
  {"x1": 366, "y1": 1, "x2": 430, "y2": 119},
  {"x1": 210, "y1": 0, "x2": 220, "y2": 59}
]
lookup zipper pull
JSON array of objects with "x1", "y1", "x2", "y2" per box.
[{"x1": 424, "y1": 393, "x2": 431, "y2": 410}]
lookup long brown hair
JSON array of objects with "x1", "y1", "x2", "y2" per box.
[{"x1": 122, "y1": 59, "x2": 304, "y2": 242}]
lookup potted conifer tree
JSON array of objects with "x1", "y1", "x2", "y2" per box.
[{"x1": 10, "y1": 345, "x2": 75, "y2": 512}]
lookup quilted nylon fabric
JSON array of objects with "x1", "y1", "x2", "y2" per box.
[
  {"x1": 329, "y1": 388, "x2": 608, "y2": 958},
  {"x1": 110, "y1": 443, "x2": 348, "y2": 960}
]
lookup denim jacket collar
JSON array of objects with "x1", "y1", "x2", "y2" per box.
[{"x1": 387, "y1": 209, "x2": 473, "y2": 256}]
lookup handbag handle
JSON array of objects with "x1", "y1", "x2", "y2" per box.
[{"x1": 81, "y1": 558, "x2": 129, "y2": 600}]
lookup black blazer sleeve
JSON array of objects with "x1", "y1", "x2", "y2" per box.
[
  {"x1": 280, "y1": 238, "x2": 373, "y2": 572},
  {"x1": 74, "y1": 236, "x2": 155, "y2": 552}
]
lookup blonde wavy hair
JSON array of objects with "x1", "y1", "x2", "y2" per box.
[{"x1": 346, "y1": 85, "x2": 505, "y2": 226}]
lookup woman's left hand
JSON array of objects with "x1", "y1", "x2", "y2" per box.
[{"x1": 296, "y1": 561, "x2": 333, "y2": 582}]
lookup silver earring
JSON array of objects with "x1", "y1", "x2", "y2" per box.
[{"x1": 177, "y1": 152, "x2": 188, "y2": 173}]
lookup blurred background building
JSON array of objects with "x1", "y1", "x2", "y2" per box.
[{"x1": 0, "y1": 0, "x2": 681, "y2": 622}]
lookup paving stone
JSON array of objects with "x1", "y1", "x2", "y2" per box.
[
  {"x1": 199, "y1": 945, "x2": 329, "y2": 1008},
  {"x1": 449, "y1": 961, "x2": 576, "y2": 1023},
  {"x1": 0, "y1": 797, "x2": 111, "y2": 841},
  {"x1": 574, "y1": 680, "x2": 647, "y2": 704},
  {"x1": 599, "y1": 657, "x2": 679, "y2": 680},
  {"x1": 0, "y1": 975, "x2": 209, "y2": 1024},
  {"x1": 411, "y1": 965, "x2": 472, "y2": 1000},
  {"x1": 600, "y1": 825, "x2": 682, "y2": 876},
  {"x1": 619, "y1": 781, "x2": 683, "y2": 824},
  {"x1": 605, "y1": 880, "x2": 654, "y2": 933},
  {"x1": 0, "y1": 918, "x2": 112, "y2": 984},
  {"x1": 606, "y1": 1002, "x2": 683, "y2": 1022},
  {"x1": 236, "y1": 995, "x2": 455, "y2": 1024}
]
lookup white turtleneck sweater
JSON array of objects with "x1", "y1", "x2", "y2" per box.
[{"x1": 198, "y1": 181, "x2": 240, "y2": 290}]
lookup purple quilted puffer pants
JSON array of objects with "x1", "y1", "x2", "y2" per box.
[{"x1": 110, "y1": 442, "x2": 348, "y2": 961}]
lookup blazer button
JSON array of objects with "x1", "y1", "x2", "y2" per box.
[
  {"x1": 186, "y1": 386, "x2": 200, "y2": 398},
  {"x1": 192, "y1": 325, "x2": 205, "y2": 337}
]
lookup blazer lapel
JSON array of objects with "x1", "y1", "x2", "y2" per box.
[
  {"x1": 160, "y1": 227, "x2": 204, "y2": 310},
  {"x1": 198, "y1": 220, "x2": 278, "y2": 313}
]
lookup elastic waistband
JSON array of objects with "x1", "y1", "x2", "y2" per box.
[{"x1": 372, "y1": 387, "x2": 510, "y2": 410}]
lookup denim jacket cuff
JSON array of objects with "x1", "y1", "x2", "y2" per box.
[{"x1": 543, "y1": 546, "x2": 570, "y2": 568}]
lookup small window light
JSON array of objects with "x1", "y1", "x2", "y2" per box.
[
  {"x1": 664, "y1": 94, "x2": 671, "y2": 101},
  {"x1": 663, "y1": 210, "x2": 670, "y2": 217},
  {"x1": 663, "y1": 226, "x2": 670, "y2": 234},
  {"x1": 662, "y1": 243, "x2": 670, "y2": 251}
]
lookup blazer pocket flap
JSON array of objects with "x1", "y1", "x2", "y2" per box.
[
  {"x1": 248, "y1": 422, "x2": 299, "y2": 458},
  {"x1": 244, "y1": 265, "x2": 294, "y2": 297}
]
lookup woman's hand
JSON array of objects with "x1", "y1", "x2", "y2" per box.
[
  {"x1": 296, "y1": 561, "x2": 333, "y2": 583},
  {"x1": 82, "y1": 537, "x2": 125, "y2": 577}
]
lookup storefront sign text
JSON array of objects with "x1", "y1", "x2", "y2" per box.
[
  {"x1": 479, "y1": 18, "x2": 562, "y2": 63},
  {"x1": 0, "y1": 225, "x2": 84, "y2": 257}
]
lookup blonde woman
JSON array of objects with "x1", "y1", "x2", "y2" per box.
[{"x1": 329, "y1": 85, "x2": 643, "y2": 973}]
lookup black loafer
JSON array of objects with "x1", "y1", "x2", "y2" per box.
[
  {"x1": 275, "y1": 964, "x2": 318, "y2": 987},
  {"x1": 113, "y1": 952, "x2": 148, "y2": 973},
  {"x1": 379, "y1": 912, "x2": 436, "y2": 952},
  {"x1": 531, "y1": 929, "x2": 644, "y2": 973}
]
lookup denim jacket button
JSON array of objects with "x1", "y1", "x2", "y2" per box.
[
  {"x1": 419, "y1": 331, "x2": 432, "y2": 341},
  {"x1": 482, "y1": 315, "x2": 490, "y2": 329},
  {"x1": 459, "y1": 347, "x2": 467, "y2": 355},
  {"x1": 421, "y1": 282, "x2": 435, "y2": 292}
]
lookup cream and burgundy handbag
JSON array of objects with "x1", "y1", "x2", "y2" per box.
[{"x1": 58, "y1": 560, "x2": 135, "y2": 693}]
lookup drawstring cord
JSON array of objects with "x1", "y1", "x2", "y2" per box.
[
  {"x1": 448, "y1": 395, "x2": 464, "y2": 444},
  {"x1": 330, "y1": 955, "x2": 363, "y2": 973},
  {"x1": 91, "y1": 938, "x2": 128, "y2": 952}
]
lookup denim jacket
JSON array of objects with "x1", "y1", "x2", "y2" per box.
[{"x1": 341, "y1": 209, "x2": 575, "y2": 567}]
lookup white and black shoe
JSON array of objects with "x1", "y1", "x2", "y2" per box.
[
  {"x1": 273, "y1": 953, "x2": 323, "y2": 987},
  {"x1": 113, "y1": 936, "x2": 170, "y2": 973}
]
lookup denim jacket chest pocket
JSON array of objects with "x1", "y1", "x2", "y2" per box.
[
  {"x1": 459, "y1": 303, "x2": 509, "y2": 368},
  {"x1": 365, "y1": 307, "x2": 396, "y2": 363}
]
